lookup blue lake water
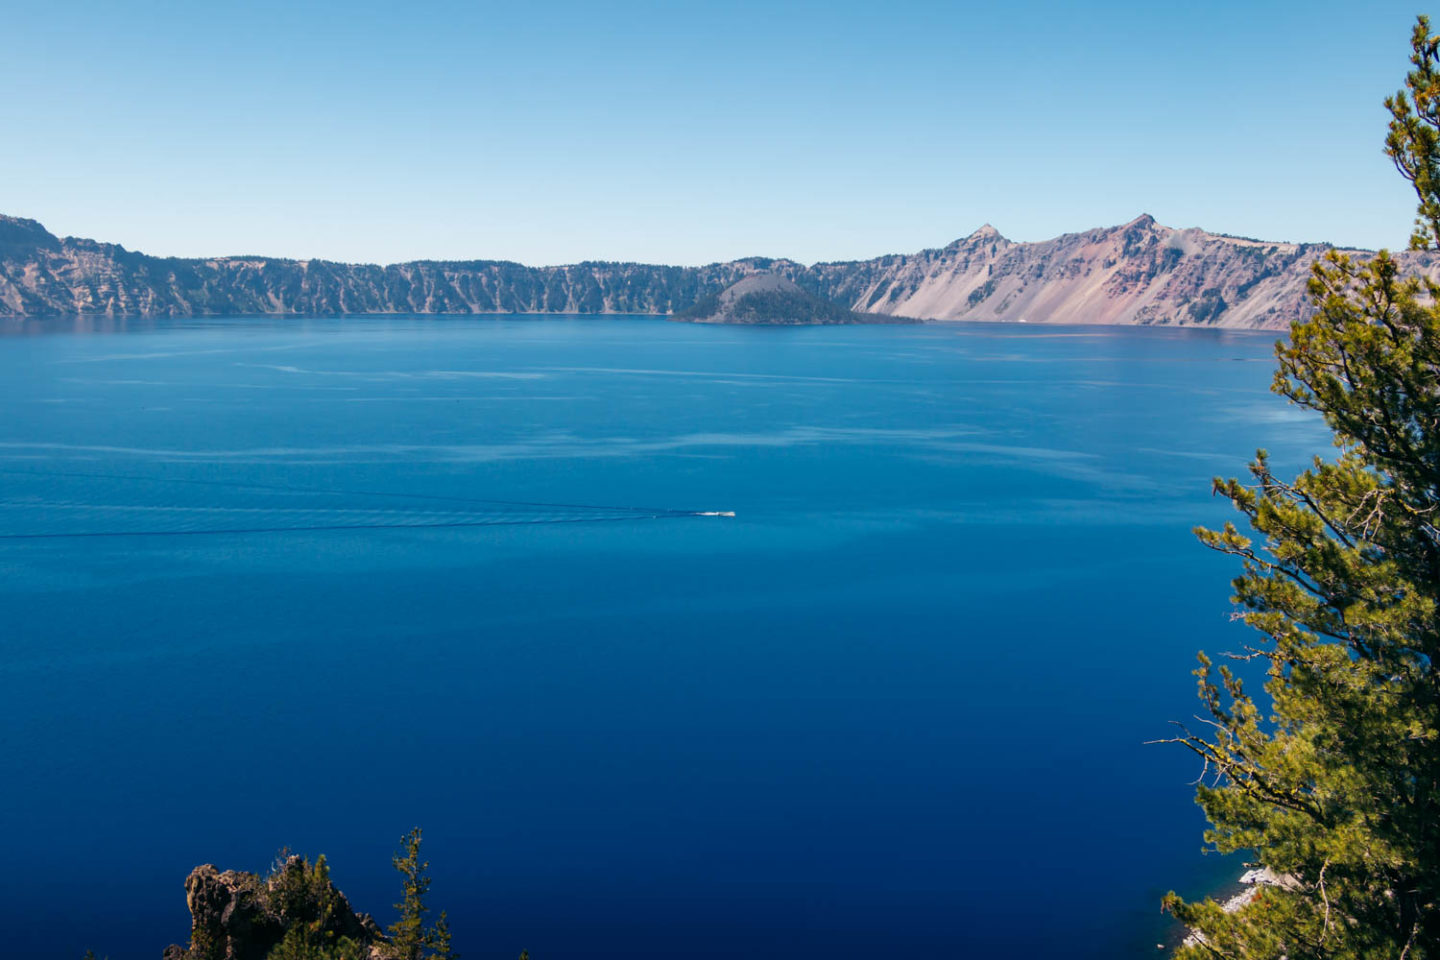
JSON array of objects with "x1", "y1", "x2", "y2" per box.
[{"x1": 0, "y1": 316, "x2": 1329, "y2": 959}]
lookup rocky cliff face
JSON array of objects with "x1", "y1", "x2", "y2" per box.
[
  {"x1": 0, "y1": 215, "x2": 791, "y2": 319},
  {"x1": 804, "y1": 215, "x2": 1440, "y2": 329},
  {"x1": 167, "y1": 858, "x2": 385, "y2": 960},
  {"x1": 3, "y1": 214, "x2": 1432, "y2": 328}
]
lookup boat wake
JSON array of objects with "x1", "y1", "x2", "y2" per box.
[{"x1": 0, "y1": 469, "x2": 733, "y2": 540}]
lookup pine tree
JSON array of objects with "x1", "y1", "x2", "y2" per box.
[
  {"x1": 264, "y1": 853, "x2": 369, "y2": 960},
  {"x1": 1160, "y1": 16, "x2": 1440, "y2": 959},
  {"x1": 384, "y1": 828, "x2": 458, "y2": 960}
]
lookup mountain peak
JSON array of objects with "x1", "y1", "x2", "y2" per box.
[{"x1": 967, "y1": 223, "x2": 1004, "y2": 241}]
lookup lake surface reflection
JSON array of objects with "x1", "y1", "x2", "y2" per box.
[{"x1": 0, "y1": 316, "x2": 1325, "y2": 959}]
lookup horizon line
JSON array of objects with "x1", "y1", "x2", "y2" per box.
[{"x1": 0, "y1": 211, "x2": 1395, "y2": 271}]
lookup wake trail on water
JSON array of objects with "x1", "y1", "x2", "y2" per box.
[{"x1": 0, "y1": 468, "x2": 732, "y2": 540}]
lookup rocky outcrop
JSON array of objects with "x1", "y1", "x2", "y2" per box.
[
  {"x1": 808, "y1": 215, "x2": 1440, "y2": 329},
  {"x1": 167, "y1": 857, "x2": 385, "y2": 960},
  {"x1": 4, "y1": 213, "x2": 1437, "y2": 328}
]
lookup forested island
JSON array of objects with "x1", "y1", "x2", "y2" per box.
[{"x1": 672, "y1": 273, "x2": 903, "y2": 324}]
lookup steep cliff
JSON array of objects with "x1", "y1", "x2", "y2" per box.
[
  {"x1": 4, "y1": 214, "x2": 1431, "y2": 328},
  {"x1": 804, "y1": 215, "x2": 1436, "y2": 329}
]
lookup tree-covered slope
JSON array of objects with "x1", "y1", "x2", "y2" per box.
[{"x1": 673, "y1": 272, "x2": 887, "y2": 324}]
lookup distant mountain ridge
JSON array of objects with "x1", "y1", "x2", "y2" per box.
[{"x1": 3, "y1": 214, "x2": 1433, "y2": 328}]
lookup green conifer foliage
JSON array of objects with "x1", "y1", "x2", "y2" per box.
[
  {"x1": 265, "y1": 854, "x2": 369, "y2": 960},
  {"x1": 1162, "y1": 16, "x2": 1440, "y2": 959},
  {"x1": 384, "y1": 829, "x2": 457, "y2": 960},
  {"x1": 1388, "y1": 18, "x2": 1440, "y2": 252}
]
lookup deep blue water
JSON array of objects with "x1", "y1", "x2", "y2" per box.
[{"x1": 0, "y1": 316, "x2": 1329, "y2": 959}]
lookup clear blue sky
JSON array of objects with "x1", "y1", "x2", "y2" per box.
[{"x1": 3, "y1": 1, "x2": 1433, "y2": 265}]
